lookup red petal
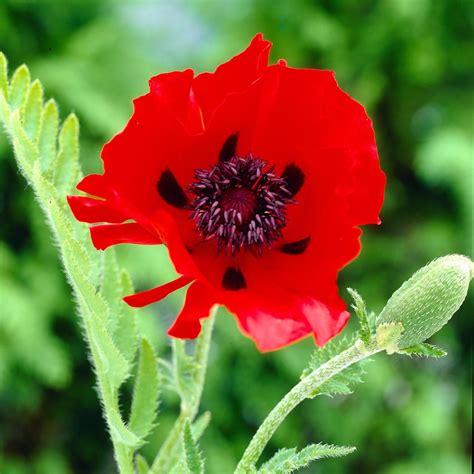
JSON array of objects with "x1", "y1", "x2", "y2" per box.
[
  {"x1": 168, "y1": 282, "x2": 217, "y2": 339},
  {"x1": 149, "y1": 69, "x2": 204, "y2": 134},
  {"x1": 219, "y1": 263, "x2": 349, "y2": 351},
  {"x1": 193, "y1": 33, "x2": 271, "y2": 125},
  {"x1": 90, "y1": 223, "x2": 162, "y2": 250},
  {"x1": 240, "y1": 311, "x2": 311, "y2": 352},
  {"x1": 123, "y1": 275, "x2": 193, "y2": 308},
  {"x1": 221, "y1": 287, "x2": 312, "y2": 352},
  {"x1": 302, "y1": 299, "x2": 350, "y2": 347},
  {"x1": 67, "y1": 196, "x2": 127, "y2": 223},
  {"x1": 76, "y1": 174, "x2": 108, "y2": 198}
]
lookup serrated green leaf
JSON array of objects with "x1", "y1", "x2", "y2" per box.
[
  {"x1": 0, "y1": 52, "x2": 8, "y2": 99},
  {"x1": 32, "y1": 167, "x2": 93, "y2": 277},
  {"x1": 23, "y1": 80, "x2": 44, "y2": 141},
  {"x1": 31, "y1": 167, "x2": 130, "y2": 389},
  {"x1": 367, "y1": 310, "x2": 377, "y2": 334},
  {"x1": 135, "y1": 454, "x2": 150, "y2": 474},
  {"x1": 173, "y1": 340, "x2": 200, "y2": 409},
  {"x1": 11, "y1": 110, "x2": 38, "y2": 182},
  {"x1": 0, "y1": 88, "x2": 11, "y2": 128},
  {"x1": 302, "y1": 334, "x2": 369, "y2": 397},
  {"x1": 113, "y1": 270, "x2": 138, "y2": 363},
  {"x1": 259, "y1": 448, "x2": 296, "y2": 473},
  {"x1": 347, "y1": 288, "x2": 371, "y2": 343},
  {"x1": 9, "y1": 64, "x2": 30, "y2": 110},
  {"x1": 259, "y1": 443, "x2": 356, "y2": 474},
  {"x1": 108, "y1": 406, "x2": 140, "y2": 448},
  {"x1": 182, "y1": 420, "x2": 204, "y2": 474},
  {"x1": 101, "y1": 250, "x2": 124, "y2": 328},
  {"x1": 301, "y1": 334, "x2": 357, "y2": 378},
  {"x1": 399, "y1": 342, "x2": 447, "y2": 358},
  {"x1": 101, "y1": 251, "x2": 138, "y2": 363},
  {"x1": 38, "y1": 99, "x2": 59, "y2": 173},
  {"x1": 317, "y1": 360, "x2": 368, "y2": 397},
  {"x1": 88, "y1": 315, "x2": 130, "y2": 389},
  {"x1": 54, "y1": 113, "x2": 80, "y2": 192},
  {"x1": 129, "y1": 338, "x2": 160, "y2": 442}
]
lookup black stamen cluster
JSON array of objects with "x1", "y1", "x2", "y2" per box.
[{"x1": 189, "y1": 155, "x2": 294, "y2": 254}]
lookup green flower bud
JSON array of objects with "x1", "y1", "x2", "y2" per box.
[{"x1": 376, "y1": 254, "x2": 473, "y2": 350}]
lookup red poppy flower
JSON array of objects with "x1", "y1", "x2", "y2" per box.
[{"x1": 67, "y1": 34, "x2": 385, "y2": 352}]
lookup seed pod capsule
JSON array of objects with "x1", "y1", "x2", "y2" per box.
[{"x1": 376, "y1": 255, "x2": 473, "y2": 350}]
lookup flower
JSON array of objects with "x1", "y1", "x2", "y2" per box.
[{"x1": 67, "y1": 34, "x2": 385, "y2": 352}]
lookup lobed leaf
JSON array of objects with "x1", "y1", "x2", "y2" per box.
[
  {"x1": 38, "y1": 99, "x2": 59, "y2": 173},
  {"x1": 182, "y1": 420, "x2": 204, "y2": 474},
  {"x1": 101, "y1": 251, "x2": 138, "y2": 363},
  {"x1": 113, "y1": 270, "x2": 138, "y2": 363},
  {"x1": 108, "y1": 407, "x2": 141, "y2": 448},
  {"x1": 0, "y1": 54, "x2": 145, "y2": 472},
  {"x1": 32, "y1": 168, "x2": 130, "y2": 389},
  {"x1": 0, "y1": 88, "x2": 11, "y2": 128},
  {"x1": 173, "y1": 339, "x2": 200, "y2": 409},
  {"x1": 259, "y1": 448, "x2": 296, "y2": 472},
  {"x1": 11, "y1": 111, "x2": 37, "y2": 182},
  {"x1": 135, "y1": 454, "x2": 150, "y2": 474},
  {"x1": 259, "y1": 443, "x2": 356, "y2": 474},
  {"x1": 302, "y1": 334, "x2": 357, "y2": 378},
  {"x1": 129, "y1": 338, "x2": 161, "y2": 442},
  {"x1": 8, "y1": 64, "x2": 30, "y2": 110},
  {"x1": 192, "y1": 411, "x2": 211, "y2": 441},
  {"x1": 0, "y1": 52, "x2": 8, "y2": 100},
  {"x1": 316, "y1": 361, "x2": 368, "y2": 397},
  {"x1": 302, "y1": 334, "x2": 369, "y2": 397},
  {"x1": 100, "y1": 250, "x2": 123, "y2": 322},
  {"x1": 398, "y1": 342, "x2": 447, "y2": 358},
  {"x1": 23, "y1": 79, "x2": 44, "y2": 141},
  {"x1": 33, "y1": 167, "x2": 93, "y2": 277},
  {"x1": 347, "y1": 288, "x2": 371, "y2": 343},
  {"x1": 88, "y1": 314, "x2": 131, "y2": 390},
  {"x1": 54, "y1": 113, "x2": 80, "y2": 192}
]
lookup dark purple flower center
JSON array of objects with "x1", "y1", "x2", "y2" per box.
[
  {"x1": 221, "y1": 187, "x2": 256, "y2": 222},
  {"x1": 189, "y1": 155, "x2": 295, "y2": 254}
]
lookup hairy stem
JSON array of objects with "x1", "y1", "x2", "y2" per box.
[
  {"x1": 44, "y1": 220, "x2": 135, "y2": 474},
  {"x1": 150, "y1": 310, "x2": 216, "y2": 473},
  {"x1": 235, "y1": 340, "x2": 380, "y2": 473},
  {"x1": 0, "y1": 99, "x2": 134, "y2": 473}
]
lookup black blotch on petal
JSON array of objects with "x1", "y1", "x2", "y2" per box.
[
  {"x1": 219, "y1": 133, "x2": 239, "y2": 162},
  {"x1": 222, "y1": 267, "x2": 247, "y2": 290},
  {"x1": 282, "y1": 163, "x2": 305, "y2": 197},
  {"x1": 280, "y1": 236, "x2": 311, "y2": 255},
  {"x1": 157, "y1": 168, "x2": 188, "y2": 208}
]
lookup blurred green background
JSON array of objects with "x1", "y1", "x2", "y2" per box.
[{"x1": 0, "y1": 0, "x2": 472, "y2": 473}]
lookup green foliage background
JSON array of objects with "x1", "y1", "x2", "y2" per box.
[{"x1": 0, "y1": 1, "x2": 472, "y2": 473}]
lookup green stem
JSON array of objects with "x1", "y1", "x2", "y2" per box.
[
  {"x1": 1, "y1": 82, "x2": 134, "y2": 473},
  {"x1": 30, "y1": 173, "x2": 134, "y2": 473},
  {"x1": 62, "y1": 265, "x2": 134, "y2": 474},
  {"x1": 150, "y1": 309, "x2": 217, "y2": 474},
  {"x1": 235, "y1": 340, "x2": 380, "y2": 473}
]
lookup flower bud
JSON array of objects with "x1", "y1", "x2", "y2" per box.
[{"x1": 376, "y1": 255, "x2": 472, "y2": 350}]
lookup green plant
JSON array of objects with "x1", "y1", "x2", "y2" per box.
[{"x1": 1, "y1": 52, "x2": 471, "y2": 474}]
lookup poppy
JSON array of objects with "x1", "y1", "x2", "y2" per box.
[{"x1": 68, "y1": 34, "x2": 385, "y2": 351}]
